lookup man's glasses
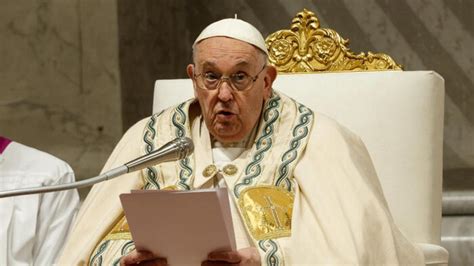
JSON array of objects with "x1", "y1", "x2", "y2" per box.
[{"x1": 193, "y1": 65, "x2": 266, "y2": 92}]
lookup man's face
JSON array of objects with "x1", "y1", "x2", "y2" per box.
[{"x1": 187, "y1": 37, "x2": 277, "y2": 143}]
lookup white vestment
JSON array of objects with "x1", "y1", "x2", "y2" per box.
[
  {"x1": 59, "y1": 92, "x2": 424, "y2": 265},
  {"x1": 0, "y1": 139, "x2": 80, "y2": 265}
]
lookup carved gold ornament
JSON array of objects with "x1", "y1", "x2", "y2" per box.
[{"x1": 265, "y1": 9, "x2": 402, "y2": 72}]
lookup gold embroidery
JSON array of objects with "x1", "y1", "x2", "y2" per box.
[
  {"x1": 100, "y1": 215, "x2": 132, "y2": 241},
  {"x1": 238, "y1": 186, "x2": 294, "y2": 240},
  {"x1": 223, "y1": 164, "x2": 238, "y2": 176},
  {"x1": 162, "y1": 185, "x2": 179, "y2": 190},
  {"x1": 89, "y1": 213, "x2": 132, "y2": 263},
  {"x1": 104, "y1": 232, "x2": 132, "y2": 241},
  {"x1": 203, "y1": 164, "x2": 218, "y2": 178},
  {"x1": 113, "y1": 215, "x2": 129, "y2": 232}
]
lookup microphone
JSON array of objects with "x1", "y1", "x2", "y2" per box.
[{"x1": 0, "y1": 137, "x2": 194, "y2": 198}]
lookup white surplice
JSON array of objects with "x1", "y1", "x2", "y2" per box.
[{"x1": 0, "y1": 140, "x2": 80, "y2": 265}]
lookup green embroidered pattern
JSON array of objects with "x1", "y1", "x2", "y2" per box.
[
  {"x1": 112, "y1": 257, "x2": 121, "y2": 266},
  {"x1": 144, "y1": 113, "x2": 158, "y2": 154},
  {"x1": 110, "y1": 240, "x2": 134, "y2": 266},
  {"x1": 233, "y1": 94, "x2": 281, "y2": 197},
  {"x1": 275, "y1": 103, "x2": 313, "y2": 191},
  {"x1": 89, "y1": 239, "x2": 110, "y2": 266},
  {"x1": 258, "y1": 239, "x2": 282, "y2": 266},
  {"x1": 143, "y1": 167, "x2": 159, "y2": 190},
  {"x1": 121, "y1": 240, "x2": 135, "y2": 255},
  {"x1": 171, "y1": 102, "x2": 193, "y2": 190},
  {"x1": 235, "y1": 95, "x2": 313, "y2": 265},
  {"x1": 143, "y1": 112, "x2": 165, "y2": 190}
]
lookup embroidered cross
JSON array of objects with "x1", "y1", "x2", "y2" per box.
[{"x1": 261, "y1": 195, "x2": 285, "y2": 229}]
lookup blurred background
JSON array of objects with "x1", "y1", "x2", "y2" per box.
[{"x1": 0, "y1": 0, "x2": 472, "y2": 264}]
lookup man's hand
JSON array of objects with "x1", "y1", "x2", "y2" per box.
[
  {"x1": 202, "y1": 247, "x2": 260, "y2": 266},
  {"x1": 120, "y1": 250, "x2": 167, "y2": 266}
]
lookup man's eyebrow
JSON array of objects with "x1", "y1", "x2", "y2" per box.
[{"x1": 235, "y1": 61, "x2": 251, "y2": 67}]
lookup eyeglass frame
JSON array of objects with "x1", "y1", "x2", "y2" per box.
[{"x1": 192, "y1": 64, "x2": 267, "y2": 92}]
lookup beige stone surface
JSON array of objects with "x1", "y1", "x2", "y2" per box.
[{"x1": 0, "y1": 0, "x2": 122, "y2": 198}]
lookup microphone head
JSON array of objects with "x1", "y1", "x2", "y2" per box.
[
  {"x1": 174, "y1": 137, "x2": 194, "y2": 159},
  {"x1": 124, "y1": 137, "x2": 194, "y2": 173}
]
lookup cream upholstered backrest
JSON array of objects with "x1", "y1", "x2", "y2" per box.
[{"x1": 153, "y1": 70, "x2": 445, "y2": 245}]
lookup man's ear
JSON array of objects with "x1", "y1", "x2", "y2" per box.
[
  {"x1": 186, "y1": 64, "x2": 194, "y2": 79},
  {"x1": 263, "y1": 65, "x2": 277, "y2": 100},
  {"x1": 187, "y1": 64, "x2": 198, "y2": 98}
]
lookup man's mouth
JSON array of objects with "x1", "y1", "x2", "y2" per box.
[
  {"x1": 218, "y1": 111, "x2": 234, "y2": 115},
  {"x1": 216, "y1": 110, "x2": 236, "y2": 120}
]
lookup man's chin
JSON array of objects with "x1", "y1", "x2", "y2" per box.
[{"x1": 211, "y1": 129, "x2": 245, "y2": 144}]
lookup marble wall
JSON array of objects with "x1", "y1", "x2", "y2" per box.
[{"x1": 0, "y1": 0, "x2": 122, "y2": 197}]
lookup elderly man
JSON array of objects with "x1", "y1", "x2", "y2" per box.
[{"x1": 59, "y1": 18, "x2": 424, "y2": 265}]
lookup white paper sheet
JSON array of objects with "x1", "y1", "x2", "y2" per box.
[{"x1": 120, "y1": 188, "x2": 236, "y2": 265}]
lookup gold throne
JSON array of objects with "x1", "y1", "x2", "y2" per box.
[{"x1": 266, "y1": 9, "x2": 401, "y2": 72}]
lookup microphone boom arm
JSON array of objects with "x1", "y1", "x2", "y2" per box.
[
  {"x1": 0, "y1": 137, "x2": 193, "y2": 198},
  {"x1": 0, "y1": 166, "x2": 128, "y2": 198}
]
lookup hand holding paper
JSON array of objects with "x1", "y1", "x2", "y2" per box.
[
  {"x1": 119, "y1": 246, "x2": 261, "y2": 266},
  {"x1": 119, "y1": 250, "x2": 167, "y2": 266},
  {"x1": 120, "y1": 188, "x2": 236, "y2": 265},
  {"x1": 203, "y1": 247, "x2": 261, "y2": 266}
]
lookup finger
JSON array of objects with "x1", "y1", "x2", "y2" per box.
[
  {"x1": 120, "y1": 250, "x2": 156, "y2": 265},
  {"x1": 140, "y1": 258, "x2": 168, "y2": 266},
  {"x1": 207, "y1": 251, "x2": 241, "y2": 263},
  {"x1": 202, "y1": 260, "x2": 239, "y2": 266}
]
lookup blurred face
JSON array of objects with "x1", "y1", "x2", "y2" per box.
[{"x1": 187, "y1": 37, "x2": 277, "y2": 143}]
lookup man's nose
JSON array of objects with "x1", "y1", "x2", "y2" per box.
[{"x1": 217, "y1": 80, "x2": 234, "y2": 102}]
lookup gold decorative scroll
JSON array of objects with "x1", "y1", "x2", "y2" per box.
[{"x1": 265, "y1": 9, "x2": 402, "y2": 72}]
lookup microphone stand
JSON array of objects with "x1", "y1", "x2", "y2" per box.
[
  {"x1": 0, "y1": 137, "x2": 193, "y2": 198},
  {"x1": 0, "y1": 166, "x2": 128, "y2": 198}
]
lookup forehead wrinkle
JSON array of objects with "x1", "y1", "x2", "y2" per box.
[
  {"x1": 198, "y1": 50, "x2": 255, "y2": 63},
  {"x1": 200, "y1": 61, "x2": 216, "y2": 68},
  {"x1": 198, "y1": 58, "x2": 253, "y2": 72},
  {"x1": 194, "y1": 38, "x2": 261, "y2": 67}
]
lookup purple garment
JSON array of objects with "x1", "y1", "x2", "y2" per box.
[{"x1": 0, "y1": 136, "x2": 12, "y2": 154}]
